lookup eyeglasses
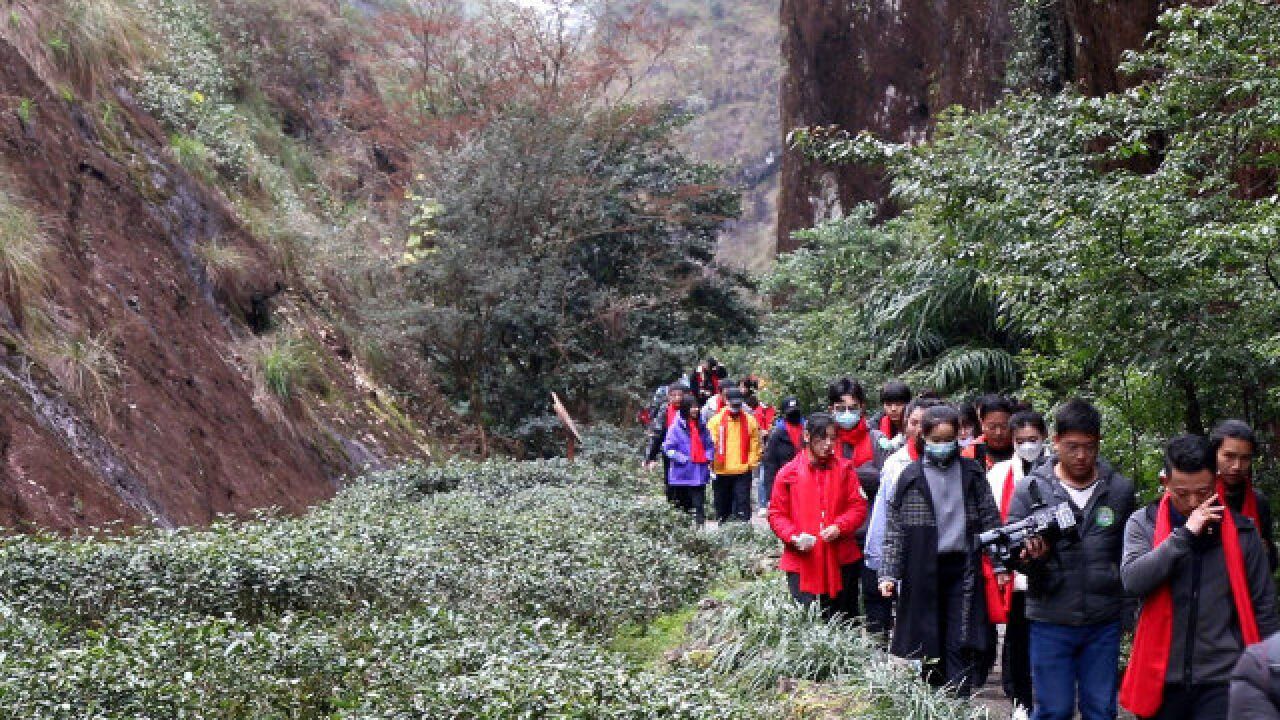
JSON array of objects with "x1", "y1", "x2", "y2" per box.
[
  {"x1": 1058, "y1": 441, "x2": 1099, "y2": 458},
  {"x1": 832, "y1": 403, "x2": 861, "y2": 413}
]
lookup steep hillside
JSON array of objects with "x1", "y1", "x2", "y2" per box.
[
  {"x1": 777, "y1": 0, "x2": 1170, "y2": 251},
  {"x1": 633, "y1": 0, "x2": 780, "y2": 272},
  {"x1": 0, "y1": 1, "x2": 458, "y2": 532}
]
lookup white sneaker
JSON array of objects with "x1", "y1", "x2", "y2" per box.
[
  {"x1": 756, "y1": 506, "x2": 768, "y2": 518},
  {"x1": 1011, "y1": 705, "x2": 1029, "y2": 720}
]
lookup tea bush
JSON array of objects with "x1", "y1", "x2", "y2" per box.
[{"x1": 0, "y1": 461, "x2": 716, "y2": 632}]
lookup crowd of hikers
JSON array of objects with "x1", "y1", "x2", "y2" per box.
[{"x1": 641, "y1": 360, "x2": 1280, "y2": 720}]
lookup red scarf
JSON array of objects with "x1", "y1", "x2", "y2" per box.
[
  {"x1": 688, "y1": 419, "x2": 707, "y2": 464},
  {"x1": 665, "y1": 403, "x2": 680, "y2": 428},
  {"x1": 879, "y1": 414, "x2": 897, "y2": 438},
  {"x1": 784, "y1": 420, "x2": 805, "y2": 454},
  {"x1": 1120, "y1": 493, "x2": 1260, "y2": 717},
  {"x1": 982, "y1": 465, "x2": 1017, "y2": 623},
  {"x1": 907, "y1": 438, "x2": 920, "y2": 462},
  {"x1": 836, "y1": 421, "x2": 874, "y2": 468},
  {"x1": 796, "y1": 457, "x2": 846, "y2": 598},
  {"x1": 715, "y1": 411, "x2": 751, "y2": 466},
  {"x1": 1223, "y1": 475, "x2": 1262, "y2": 529}
]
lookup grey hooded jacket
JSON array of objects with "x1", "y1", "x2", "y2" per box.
[{"x1": 1123, "y1": 503, "x2": 1280, "y2": 686}]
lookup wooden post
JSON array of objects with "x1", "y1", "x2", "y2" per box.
[{"x1": 551, "y1": 392, "x2": 582, "y2": 462}]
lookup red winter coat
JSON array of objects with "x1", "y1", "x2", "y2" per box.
[{"x1": 769, "y1": 452, "x2": 868, "y2": 596}]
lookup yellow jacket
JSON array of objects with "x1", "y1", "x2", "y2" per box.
[{"x1": 707, "y1": 408, "x2": 762, "y2": 475}]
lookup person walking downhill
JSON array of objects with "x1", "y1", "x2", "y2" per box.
[
  {"x1": 1212, "y1": 420, "x2": 1279, "y2": 570},
  {"x1": 984, "y1": 410, "x2": 1049, "y2": 718},
  {"x1": 707, "y1": 387, "x2": 761, "y2": 523},
  {"x1": 644, "y1": 381, "x2": 688, "y2": 503},
  {"x1": 661, "y1": 395, "x2": 714, "y2": 527},
  {"x1": 872, "y1": 380, "x2": 913, "y2": 451},
  {"x1": 1120, "y1": 434, "x2": 1279, "y2": 720},
  {"x1": 879, "y1": 405, "x2": 1004, "y2": 696},
  {"x1": 1007, "y1": 398, "x2": 1134, "y2": 720},
  {"x1": 963, "y1": 395, "x2": 1016, "y2": 471},
  {"x1": 759, "y1": 396, "x2": 805, "y2": 516},
  {"x1": 865, "y1": 397, "x2": 939, "y2": 640},
  {"x1": 768, "y1": 412, "x2": 868, "y2": 618},
  {"x1": 828, "y1": 377, "x2": 891, "y2": 502}
]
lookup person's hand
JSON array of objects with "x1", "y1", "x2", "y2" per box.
[
  {"x1": 792, "y1": 533, "x2": 817, "y2": 552},
  {"x1": 879, "y1": 580, "x2": 895, "y2": 598},
  {"x1": 996, "y1": 572, "x2": 1011, "y2": 588},
  {"x1": 642, "y1": 460, "x2": 654, "y2": 471},
  {"x1": 1186, "y1": 493, "x2": 1224, "y2": 536},
  {"x1": 820, "y1": 525, "x2": 841, "y2": 543},
  {"x1": 1022, "y1": 536, "x2": 1049, "y2": 560}
]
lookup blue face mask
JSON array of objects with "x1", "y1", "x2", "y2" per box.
[
  {"x1": 834, "y1": 410, "x2": 861, "y2": 429},
  {"x1": 925, "y1": 440, "x2": 959, "y2": 466}
]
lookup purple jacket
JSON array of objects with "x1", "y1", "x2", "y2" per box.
[{"x1": 662, "y1": 417, "x2": 714, "y2": 487}]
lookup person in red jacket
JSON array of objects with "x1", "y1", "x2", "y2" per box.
[{"x1": 768, "y1": 412, "x2": 869, "y2": 618}]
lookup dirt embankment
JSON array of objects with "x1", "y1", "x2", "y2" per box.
[{"x1": 0, "y1": 32, "x2": 454, "y2": 533}]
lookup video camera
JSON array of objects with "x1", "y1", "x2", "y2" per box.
[{"x1": 978, "y1": 502, "x2": 1080, "y2": 574}]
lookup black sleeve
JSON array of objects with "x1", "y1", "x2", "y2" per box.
[
  {"x1": 1259, "y1": 491, "x2": 1278, "y2": 571},
  {"x1": 761, "y1": 429, "x2": 783, "y2": 485},
  {"x1": 644, "y1": 416, "x2": 665, "y2": 463}
]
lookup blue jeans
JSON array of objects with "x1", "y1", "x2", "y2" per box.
[{"x1": 1029, "y1": 620, "x2": 1120, "y2": 720}]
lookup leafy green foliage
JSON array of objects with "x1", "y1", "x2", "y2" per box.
[
  {"x1": 0, "y1": 458, "x2": 749, "y2": 718},
  {"x1": 782, "y1": 0, "x2": 1280, "y2": 491},
  {"x1": 389, "y1": 106, "x2": 756, "y2": 450}
]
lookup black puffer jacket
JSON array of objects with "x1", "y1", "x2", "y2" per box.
[
  {"x1": 760, "y1": 421, "x2": 802, "y2": 493},
  {"x1": 1007, "y1": 458, "x2": 1136, "y2": 626}
]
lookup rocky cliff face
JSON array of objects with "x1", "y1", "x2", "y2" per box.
[
  {"x1": 0, "y1": 19, "x2": 454, "y2": 533},
  {"x1": 777, "y1": 0, "x2": 1167, "y2": 252}
]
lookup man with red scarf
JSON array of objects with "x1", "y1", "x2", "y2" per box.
[
  {"x1": 1211, "y1": 419, "x2": 1278, "y2": 570},
  {"x1": 827, "y1": 377, "x2": 890, "y2": 502},
  {"x1": 768, "y1": 412, "x2": 868, "y2": 617},
  {"x1": 1121, "y1": 434, "x2": 1279, "y2": 720}
]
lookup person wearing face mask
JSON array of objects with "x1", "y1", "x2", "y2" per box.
[
  {"x1": 878, "y1": 405, "x2": 1004, "y2": 696},
  {"x1": 768, "y1": 413, "x2": 868, "y2": 618},
  {"x1": 644, "y1": 380, "x2": 689, "y2": 502},
  {"x1": 1210, "y1": 419, "x2": 1277, "y2": 571},
  {"x1": 1007, "y1": 398, "x2": 1134, "y2": 720},
  {"x1": 864, "y1": 397, "x2": 940, "y2": 640},
  {"x1": 707, "y1": 387, "x2": 762, "y2": 523},
  {"x1": 963, "y1": 395, "x2": 1016, "y2": 471},
  {"x1": 662, "y1": 395, "x2": 715, "y2": 527},
  {"x1": 982, "y1": 410, "x2": 1048, "y2": 718},
  {"x1": 828, "y1": 377, "x2": 891, "y2": 503},
  {"x1": 760, "y1": 397, "x2": 805, "y2": 515}
]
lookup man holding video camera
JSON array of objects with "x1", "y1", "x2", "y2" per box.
[{"x1": 1006, "y1": 399, "x2": 1134, "y2": 720}]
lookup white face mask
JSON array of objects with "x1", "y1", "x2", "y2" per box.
[{"x1": 1016, "y1": 440, "x2": 1045, "y2": 463}]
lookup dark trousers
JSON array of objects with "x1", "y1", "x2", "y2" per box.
[
  {"x1": 661, "y1": 457, "x2": 673, "y2": 502},
  {"x1": 1152, "y1": 683, "x2": 1228, "y2": 720},
  {"x1": 926, "y1": 552, "x2": 979, "y2": 697},
  {"x1": 861, "y1": 564, "x2": 893, "y2": 639},
  {"x1": 713, "y1": 472, "x2": 751, "y2": 522},
  {"x1": 787, "y1": 561, "x2": 862, "y2": 620},
  {"x1": 1003, "y1": 591, "x2": 1033, "y2": 710},
  {"x1": 669, "y1": 485, "x2": 706, "y2": 526}
]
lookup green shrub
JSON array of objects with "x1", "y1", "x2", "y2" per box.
[
  {"x1": 253, "y1": 332, "x2": 319, "y2": 401},
  {"x1": 0, "y1": 186, "x2": 50, "y2": 327}
]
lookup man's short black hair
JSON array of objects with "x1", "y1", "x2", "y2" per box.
[
  {"x1": 1010, "y1": 410, "x2": 1048, "y2": 436},
  {"x1": 977, "y1": 394, "x2": 1013, "y2": 419},
  {"x1": 1209, "y1": 419, "x2": 1257, "y2": 456},
  {"x1": 807, "y1": 412, "x2": 836, "y2": 442},
  {"x1": 1054, "y1": 398, "x2": 1102, "y2": 437},
  {"x1": 1164, "y1": 433, "x2": 1216, "y2": 478},
  {"x1": 827, "y1": 377, "x2": 867, "y2": 405},
  {"x1": 905, "y1": 397, "x2": 942, "y2": 420},
  {"x1": 880, "y1": 380, "x2": 912, "y2": 405},
  {"x1": 958, "y1": 402, "x2": 980, "y2": 430}
]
